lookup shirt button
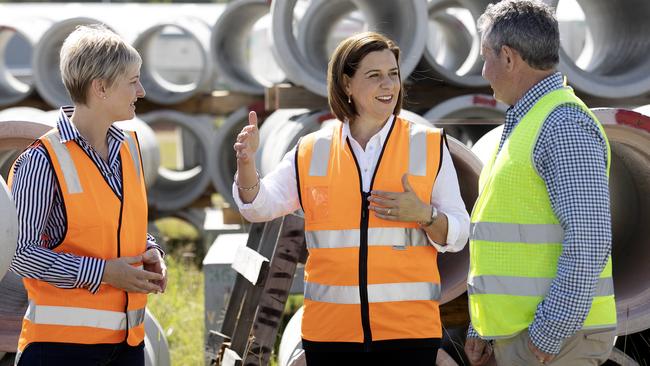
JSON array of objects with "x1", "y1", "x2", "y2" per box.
[{"x1": 107, "y1": 172, "x2": 113, "y2": 177}]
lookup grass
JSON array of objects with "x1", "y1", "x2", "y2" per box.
[{"x1": 147, "y1": 255, "x2": 204, "y2": 366}]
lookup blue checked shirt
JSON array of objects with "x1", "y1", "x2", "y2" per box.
[
  {"x1": 467, "y1": 72, "x2": 612, "y2": 354},
  {"x1": 9, "y1": 107, "x2": 163, "y2": 294}
]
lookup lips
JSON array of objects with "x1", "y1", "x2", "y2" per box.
[{"x1": 375, "y1": 95, "x2": 393, "y2": 103}]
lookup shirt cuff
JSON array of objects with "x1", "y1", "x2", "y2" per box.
[
  {"x1": 467, "y1": 323, "x2": 481, "y2": 339},
  {"x1": 426, "y1": 210, "x2": 459, "y2": 253},
  {"x1": 147, "y1": 235, "x2": 165, "y2": 258},
  {"x1": 232, "y1": 179, "x2": 267, "y2": 211},
  {"x1": 76, "y1": 257, "x2": 106, "y2": 294},
  {"x1": 529, "y1": 322, "x2": 563, "y2": 355}
]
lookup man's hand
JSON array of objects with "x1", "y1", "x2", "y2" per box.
[
  {"x1": 528, "y1": 338, "x2": 555, "y2": 364},
  {"x1": 103, "y1": 255, "x2": 163, "y2": 293},
  {"x1": 142, "y1": 248, "x2": 167, "y2": 293},
  {"x1": 465, "y1": 337, "x2": 493, "y2": 366}
]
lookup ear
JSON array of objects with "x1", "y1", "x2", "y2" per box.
[
  {"x1": 90, "y1": 79, "x2": 107, "y2": 100},
  {"x1": 501, "y1": 45, "x2": 518, "y2": 72},
  {"x1": 343, "y1": 74, "x2": 351, "y2": 95}
]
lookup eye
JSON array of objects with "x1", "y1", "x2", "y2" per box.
[{"x1": 368, "y1": 73, "x2": 379, "y2": 79}]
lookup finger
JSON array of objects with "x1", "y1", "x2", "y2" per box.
[
  {"x1": 248, "y1": 111, "x2": 258, "y2": 127},
  {"x1": 373, "y1": 212, "x2": 397, "y2": 221},
  {"x1": 370, "y1": 190, "x2": 398, "y2": 200},
  {"x1": 121, "y1": 255, "x2": 143, "y2": 265},
  {"x1": 401, "y1": 174, "x2": 414, "y2": 192},
  {"x1": 142, "y1": 249, "x2": 159, "y2": 262},
  {"x1": 368, "y1": 195, "x2": 394, "y2": 206},
  {"x1": 139, "y1": 269, "x2": 164, "y2": 281}
]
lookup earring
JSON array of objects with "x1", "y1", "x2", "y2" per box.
[{"x1": 347, "y1": 95, "x2": 351, "y2": 104}]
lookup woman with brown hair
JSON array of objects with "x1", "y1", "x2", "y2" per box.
[{"x1": 233, "y1": 31, "x2": 469, "y2": 365}]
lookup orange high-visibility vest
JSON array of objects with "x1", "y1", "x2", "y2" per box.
[
  {"x1": 8, "y1": 129, "x2": 148, "y2": 357},
  {"x1": 296, "y1": 117, "x2": 443, "y2": 351}
]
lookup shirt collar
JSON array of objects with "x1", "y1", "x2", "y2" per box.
[
  {"x1": 56, "y1": 106, "x2": 126, "y2": 144},
  {"x1": 509, "y1": 72, "x2": 565, "y2": 121},
  {"x1": 342, "y1": 114, "x2": 395, "y2": 147}
]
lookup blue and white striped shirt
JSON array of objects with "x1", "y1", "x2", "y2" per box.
[
  {"x1": 468, "y1": 72, "x2": 612, "y2": 354},
  {"x1": 9, "y1": 107, "x2": 162, "y2": 294}
]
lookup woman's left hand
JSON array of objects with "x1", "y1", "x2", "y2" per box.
[
  {"x1": 143, "y1": 248, "x2": 168, "y2": 293},
  {"x1": 369, "y1": 174, "x2": 430, "y2": 223}
]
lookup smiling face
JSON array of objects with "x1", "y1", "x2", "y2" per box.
[
  {"x1": 104, "y1": 63, "x2": 146, "y2": 122},
  {"x1": 344, "y1": 49, "x2": 401, "y2": 124}
]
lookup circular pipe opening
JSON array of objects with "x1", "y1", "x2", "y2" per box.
[
  {"x1": 32, "y1": 17, "x2": 105, "y2": 108},
  {"x1": 141, "y1": 110, "x2": 213, "y2": 211},
  {"x1": 421, "y1": 0, "x2": 490, "y2": 87},
  {"x1": 134, "y1": 19, "x2": 213, "y2": 105},
  {"x1": 553, "y1": 0, "x2": 650, "y2": 98},
  {"x1": 212, "y1": 0, "x2": 285, "y2": 94},
  {"x1": 271, "y1": 0, "x2": 428, "y2": 96}
]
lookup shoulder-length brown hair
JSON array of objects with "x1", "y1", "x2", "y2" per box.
[{"x1": 327, "y1": 31, "x2": 403, "y2": 123}]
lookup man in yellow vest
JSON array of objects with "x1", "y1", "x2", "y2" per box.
[{"x1": 464, "y1": 1, "x2": 617, "y2": 365}]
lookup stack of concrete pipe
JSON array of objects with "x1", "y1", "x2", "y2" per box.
[{"x1": 3, "y1": 2, "x2": 650, "y2": 103}]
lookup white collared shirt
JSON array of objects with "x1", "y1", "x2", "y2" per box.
[{"x1": 233, "y1": 116, "x2": 470, "y2": 253}]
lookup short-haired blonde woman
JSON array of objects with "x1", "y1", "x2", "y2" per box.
[
  {"x1": 233, "y1": 32, "x2": 469, "y2": 365},
  {"x1": 8, "y1": 25, "x2": 166, "y2": 366}
]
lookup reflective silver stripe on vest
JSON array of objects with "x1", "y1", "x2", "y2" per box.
[
  {"x1": 305, "y1": 227, "x2": 429, "y2": 249},
  {"x1": 470, "y1": 222, "x2": 564, "y2": 244},
  {"x1": 24, "y1": 300, "x2": 146, "y2": 330},
  {"x1": 44, "y1": 132, "x2": 83, "y2": 194},
  {"x1": 468, "y1": 275, "x2": 614, "y2": 297},
  {"x1": 308, "y1": 128, "x2": 334, "y2": 177},
  {"x1": 409, "y1": 123, "x2": 428, "y2": 176},
  {"x1": 127, "y1": 308, "x2": 146, "y2": 329},
  {"x1": 305, "y1": 281, "x2": 441, "y2": 304},
  {"x1": 122, "y1": 131, "x2": 141, "y2": 179}
]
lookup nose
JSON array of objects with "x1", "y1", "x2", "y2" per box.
[
  {"x1": 380, "y1": 74, "x2": 395, "y2": 89},
  {"x1": 137, "y1": 81, "x2": 146, "y2": 98}
]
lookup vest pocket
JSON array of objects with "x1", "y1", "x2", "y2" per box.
[{"x1": 306, "y1": 186, "x2": 329, "y2": 222}]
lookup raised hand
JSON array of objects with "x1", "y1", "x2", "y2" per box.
[{"x1": 233, "y1": 111, "x2": 260, "y2": 165}]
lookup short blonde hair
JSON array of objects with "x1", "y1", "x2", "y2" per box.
[
  {"x1": 60, "y1": 24, "x2": 141, "y2": 105},
  {"x1": 327, "y1": 32, "x2": 403, "y2": 123}
]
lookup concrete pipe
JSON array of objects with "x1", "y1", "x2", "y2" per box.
[
  {"x1": 115, "y1": 117, "x2": 161, "y2": 188},
  {"x1": 270, "y1": 0, "x2": 428, "y2": 96},
  {"x1": 256, "y1": 109, "x2": 333, "y2": 177},
  {"x1": 423, "y1": 94, "x2": 507, "y2": 147},
  {"x1": 134, "y1": 17, "x2": 214, "y2": 105},
  {"x1": 549, "y1": 0, "x2": 650, "y2": 98},
  {"x1": 0, "y1": 17, "x2": 52, "y2": 107},
  {"x1": 471, "y1": 109, "x2": 650, "y2": 336},
  {"x1": 0, "y1": 108, "x2": 55, "y2": 151},
  {"x1": 144, "y1": 309, "x2": 171, "y2": 366},
  {"x1": 211, "y1": 0, "x2": 285, "y2": 94},
  {"x1": 32, "y1": 17, "x2": 108, "y2": 108},
  {"x1": 591, "y1": 108, "x2": 650, "y2": 336},
  {"x1": 0, "y1": 177, "x2": 18, "y2": 283},
  {"x1": 422, "y1": 0, "x2": 491, "y2": 87},
  {"x1": 140, "y1": 110, "x2": 214, "y2": 211}
]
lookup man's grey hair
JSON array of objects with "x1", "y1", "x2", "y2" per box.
[
  {"x1": 478, "y1": 0, "x2": 559, "y2": 70},
  {"x1": 60, "y1": 24, "x2": 142, "y2": 105}
]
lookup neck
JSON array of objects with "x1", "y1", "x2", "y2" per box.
[
  {"x1": 349, "y1": 114, "x2": 390, "y2": 148},
  {"x1": 70, "y1": 104, "x2": 113, "y2": 148},
  {"x1": 508, "y1": 69, "x2": 556, "y2": 106}
]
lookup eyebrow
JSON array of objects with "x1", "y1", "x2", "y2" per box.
[{"x1": 364, "y1": 67, "x2": 399, "y2": 75}]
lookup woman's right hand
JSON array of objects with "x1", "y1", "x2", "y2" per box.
[{"x1": 233, "y1": 111, "x2": 259, "y2": 165}]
